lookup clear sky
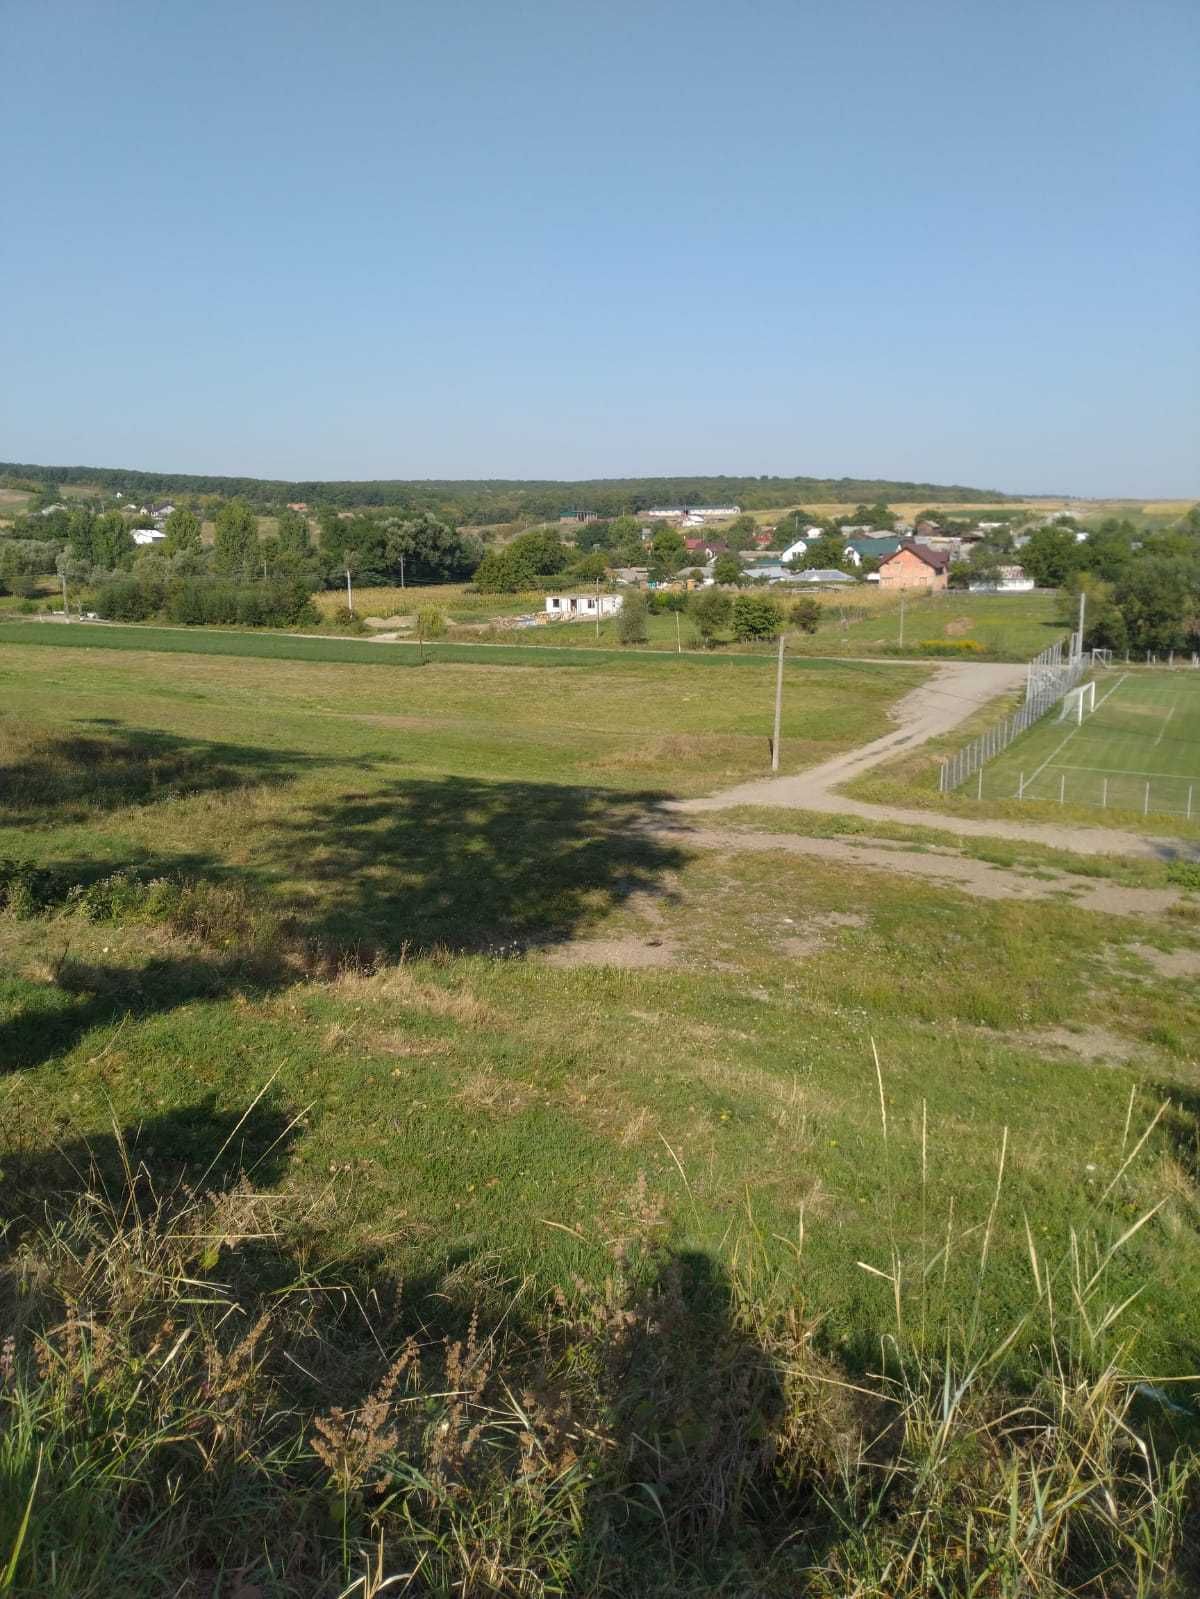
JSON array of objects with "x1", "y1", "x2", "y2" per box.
[{"x1": 2, "y1": 0, "x2": 1196, "y2": 495}]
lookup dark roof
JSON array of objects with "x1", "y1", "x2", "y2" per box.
[
  {"x1": 846, "y1": 534, "x2": 903, "y2": 558},
  {"x1": 880, "y1": 539, "x2": 951, "y2": 572}
]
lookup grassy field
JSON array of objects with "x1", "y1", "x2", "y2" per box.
[
  {"x1": 978, "y1": 670, "x2": 1200, "y2": 816},
  {"x1": 2, "y1": 639, "x2": 1199, "y2": 1592}
]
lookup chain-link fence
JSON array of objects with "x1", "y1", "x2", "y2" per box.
[{"x1": 939, "y1": 636, "x2": 1083, "y2": 793}]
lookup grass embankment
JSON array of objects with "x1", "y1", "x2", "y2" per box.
[
  {"x1": 1, "y1": 643, "x2": 1198, "y2": 1592},
  {"x1": 846, "y1": 669, "x2": 1200, "y2": 841}
]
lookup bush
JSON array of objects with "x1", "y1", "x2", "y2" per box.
[
  {"x1": 616, "y1": 592, "x2": 649, "y2": 645},
  {"x1": 731, "y1": 593, "x2": 782, "y2": 642},
  {"x1": 689, "y1": 588, "x2": 732, "y2": 646},
  {"x1": 646, "y1": 589, "x2": 689, "y2": 614},
  {"x1": 788, "y1": 596, "x2": 824, "y2": 634},
  {"x1": 93, "y1": 576, "x2": 159, "y2": 622},
  {"x1": 915, "y1": 638, "x2": 985, "y2": 655},
  {"x1": 0, "y1": 857, "x2": 62, "y2": 918},
  {"x1": 1166, "y1": 861, "x2": 1200, "y2": 890},
  {"x1": 418, "y1": 608, "x2": 447, "y2": 638},
  {"x1": 164, "y1": 577, "x2": 317, "y2": 629}
]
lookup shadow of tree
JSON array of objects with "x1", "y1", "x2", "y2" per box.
[
  {"x1": 266, "y1": 775, "x2": 687, "y2": 958},
  {"x1": 0, "y1": 720, "x2": 357, "y2": 824},
  {"x1": 1, "y1": 775, "x2": 688, "y2": 1070}
]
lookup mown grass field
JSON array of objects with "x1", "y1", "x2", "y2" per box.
[
  {"x1": 980, "y1": 670, "x2": 1200, "y2": 816},
  {"x1": 1, "y1": 638, "x2": 1198, "y2": 1369},
  {"x1": 849, "y1": 668, "x2": 1200, "y2": 838}
]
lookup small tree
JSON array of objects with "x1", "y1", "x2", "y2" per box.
[
  {"x1": 689, "y1": 588, "x2": 732, "y2": 646},
  {"x1": 651, "y1": 526, "x2": 687, "y2": 572},
  {"x1": 711, "y1": 553, "x2": 742, "y2": 586},
  {"x1": 732, "y1": 593, "x2": 782, "y2": 642},
  {"x1": 162, "y1": 506, "x2": 202, "y2": 556},
  {"x1": 616, "y1": 592, "x2": 649, "y2": 645},
  {"x1": 418, "y1": 607, "x2": 447, "y2": 638},
  {"x1": 788, "y1": 596, "x2": 823, "y2": 634}
]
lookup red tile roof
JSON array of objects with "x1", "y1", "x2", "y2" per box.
[{"x1": 880, "y1": 540, "x2": 950, "y2": 572}]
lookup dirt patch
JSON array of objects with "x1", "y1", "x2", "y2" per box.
[
  {"x1": 944, "y1": 617, "x2": 975, "y2": 636},
  {"x1": 1012, "y1": 1025, "x2": 1136, "y2": 1065},
  {"x1": 542, "y1": 935, "x2": 680, "y2": 969},
  {"x1": 1124, "y1": 942, "x2": 1200, "y2": 979},
  {"x1": 780, "y1": 910, "x2": 865, "y2": 959}
]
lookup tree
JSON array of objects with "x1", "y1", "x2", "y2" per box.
[
  {"x1": 275, "y1": 507, "x2": 312, "y2": 554},
  {"x1": 843, "y1": 502, "x2": 897, "y2": 531},
  {"x1": 507, "y1": 526, "x2": 569, "y2": 576},
  {"x1": 616, "y1": 592, "x2": 648, "y2": 645},
  {"x1": 473, "y1": 548, "x2": 537, "y2": 593},
  {"x1": 1058, "y1": 572, "x2": 1127, "y2": 652},
  {"x1": 90, "y1": 511, "x2": 135, "y2": 571},
  {"x1": 650, "y1": 526, "x2": 687, "y2": 572},
  {"x1": 1021, "y1": 524, "x2": 1081, "y2": 588},
  {"x1": 689, "y1": 588, "x2": 732, "y2": 646},
  {"x1": 212, "y1": 499, "x2": 259, "y2": 578},
  {"x1": 710, "y1": 553, "x2": 742, "y2": 586},
  {"x1": 798, "y1": 533, "x2": 849, "y2": 571},
  {"x1": 566, "y1": 550, "x2": 609, "y2": 582},
  {"x1": 788, "y1": 596, "x2": 823, "y2": 634},
  {"x1": 732, "y1": 593, "x2": 782, "y2": 641},
  {"x1": 609, "y1": 515, "x2": 645, "y2": 564},
  {"x1": 1114, "y1": 556, "x2": 1200, "y2": 653},
  {"x1": 723, "y1": 513, "x2": 759, "y2": 552},
  {"x1": 383, "y1": 511, "x2": 477, "y2": 583},
  {"x1": 162, "y1": 506, "x2": 202, "y2": 557}
]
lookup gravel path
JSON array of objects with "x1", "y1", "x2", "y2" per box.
[{"x1": 678, "y1": 662, "x2": 1200, "y2": 865}]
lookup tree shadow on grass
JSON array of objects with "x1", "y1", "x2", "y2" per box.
[
  {"x1": 0, "y1": 719, "x2": 361, "y2": 824},
  {"x1": 267, "y1": 774, "x2": 687, "y2": 958},
  {"x1": 1, "y1": 775, "x2": 688, "y2": 1070}
]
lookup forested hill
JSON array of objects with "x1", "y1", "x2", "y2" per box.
[{"x1": 0, "y1": 463, "x2": 1009, "y2": 520}]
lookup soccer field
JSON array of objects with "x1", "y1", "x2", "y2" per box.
[{"x1": 984, "y1": 669, "x2": 1200, "y2": 815}]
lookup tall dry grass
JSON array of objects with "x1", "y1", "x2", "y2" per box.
[{"x1": 0, "y1": 1067, "x2": 1196, "y2": 1596}]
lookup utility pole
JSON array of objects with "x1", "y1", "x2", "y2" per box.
[
  {"x1": 771, "y1": 632, "x2": 785, "y2": 771},
  {"x1": 61, "y1": 569, "x2": 69, "y2": 619},
  {"x1": 400, "y1": 553, "x2": 405, "y2": 590},
  {"x1": 898, "y1": 591, "x2": 906, "y2": 650},
  {"x1": 345, "y1": 567, "x2": 354, "y2": 614},
  {"x1": 675, "y1": 610, "x2": 681, "y2": 653},
  {"x1": 595, "y1": 577, "x2": 601, "y2": 640},
  {"x1": 1076, "y1": 586, "x2": 1086, "y2": 659}
]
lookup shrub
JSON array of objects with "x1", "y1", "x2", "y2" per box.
[
  {"x1": 916, "y1": 637, "x2": 985, "y2": 655},
  {"x1": 788, "y1": 596, "x2": 824, "y2": 634},
  {"x1": 615, "y1": 592, "x2": 648, "y2": 645},
  {"x1": 689, "y1": 588, "x2": 732, "y2": 646},
  {"x1": 731, "y1": 593, "x2": 782, "y2": 642},
  {"x1": 647, "y1": 589, "x2": 689, "y2": 614},
  {"x1": 418, "y1": 608, "x2": 447, "y2": 638},
  {"x1": 1166, "y1": 860, "x2": 1200, "y2": 890},
  {"x1": 93, "y1": 576, "x2": 159, "y2": 622},
  {"x1": 0, "y1": 857, "x2": 62, "y2": 917}
]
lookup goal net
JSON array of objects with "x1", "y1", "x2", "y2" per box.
[{"x1": 1057, "y1": 680, "x2": 1096, "y2": 725}]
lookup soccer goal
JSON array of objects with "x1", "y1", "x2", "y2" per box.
[{"x1": 1057, "y1": 680, "x2": 1096, "y2": 725}]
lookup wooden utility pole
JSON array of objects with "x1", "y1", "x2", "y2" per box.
[
  {"x1": 898, "y1": 591, "x2": 906, "y2": 650},
  {"x1": 675, "y1": 610, "x2": 681, "y2": 653},
  {"x1": 771, "y1": 632, "x2": 785, "y2": 771},
  {"x1": 400, "y1": 553, "x2": 406, "y2": 589},
  {"x1": 1077, "y1": 586, "x2": 1086, "y2": 658},
  {"x1": 345, "y1": 567, "x2": 354, "y2": 613}
]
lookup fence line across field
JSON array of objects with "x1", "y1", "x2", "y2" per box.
[
  {"x1": 973, "y1": 766, "x2": 1197, "y2": 820},
  {"x1": 939, "y1": 633, "x2": 1085, "y2": 794}
]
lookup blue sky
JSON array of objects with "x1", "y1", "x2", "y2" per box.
[{"x1": 2, "y1": 0, "x2": 1196, "y2": 495}]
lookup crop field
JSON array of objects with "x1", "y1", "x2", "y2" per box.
[{"x1": 979, "y1": 670, "x2": 1200, "y2": 816}]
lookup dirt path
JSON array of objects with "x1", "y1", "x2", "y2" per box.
[
  {"x1": 650, "y1": 823, "x2": 1186, "y2": 919},
  {"x1": 679, "y1": 661, "x2": 1200, "y2": 865}
]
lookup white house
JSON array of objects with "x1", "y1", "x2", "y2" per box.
[
  {"x1": 780, "y1": 538, "x2": 809, "y2": 564},
  {"x1": 132, "y1": 528, "x2": 167, "y2": 546},
  {"x1": 545, "y1": 593, "x2": 624, "y2": 619},
  {"x1": 969, "y1": 564, "x2": 1034, "y2": 593},
  {"x1": 644, "y1": 505, "x2": 740, "y2": 522}
]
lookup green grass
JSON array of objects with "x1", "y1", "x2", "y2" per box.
[
  {"x1": 1, "y1": 640, "x2": 1198, "y2": 1372},
  {"x1": 2, "y1": 635, "x2": 1199, "y2": 1592},
  {"x1": 979, "y1": 670, "x2": 1200, "y2": 816}
]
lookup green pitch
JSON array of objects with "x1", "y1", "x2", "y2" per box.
[{"x1": 984, "y1": 669, "x2": 1200, "y2": 815}]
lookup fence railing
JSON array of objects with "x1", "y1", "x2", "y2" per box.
[
  {"x1": 939, "y1": 634, "x2": 1083, "y2": 793},
  {"x1": 971, "y1": 767, "x2": 1197, "y2": 819}
]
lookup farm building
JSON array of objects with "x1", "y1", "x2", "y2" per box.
[
  {"x1": 544, "y1": 593, "x2": 624, "y2": 619},
  {"x1": 969, "y1": 564, "x2": 1034, "y2": 593},
  {"x1": 131, "y1": 528, "x2": 167, "y2": 546},
  {"x1": 878, "y1": 542, "x2": 950, "y2": 591}
]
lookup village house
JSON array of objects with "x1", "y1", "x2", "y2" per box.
[
  {"x1": 842, "y1": 534, "x2": 903, "y2": 567},
  {"x1": 544, "y1": 593, "x2": 624, "y2": 619},
  {"x1": 877, "y1": 541, "x2": 950, "y2": 591}
]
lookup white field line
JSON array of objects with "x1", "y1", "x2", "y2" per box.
[
  {"x1": 1055, "y1": 763, "x2": 1200, "y2": 781},
  {"x1": 1153, "y1": 702, "x2": 1177, "y2": 747},
  {"x1": 1022, "y1": 673, "x2": 1130, "y2": 791}
]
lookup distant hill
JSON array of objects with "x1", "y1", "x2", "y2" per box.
[{"x1": 0, "y1": 461, "x2": 1011, "y2": 522}]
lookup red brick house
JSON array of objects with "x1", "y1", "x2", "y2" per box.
[{"x1": 878, "y1": 541, "x2": 950, "y2": 591}]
